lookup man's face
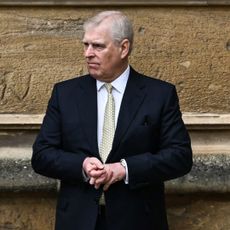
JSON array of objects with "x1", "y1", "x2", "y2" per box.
[{"x1": 82, "y1": 23, "x2": 127, "y2": 82}]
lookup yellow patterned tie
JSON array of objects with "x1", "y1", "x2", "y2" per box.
[
  {"x1": 99, "y1": 83, "x2": 115, "y2": 205},
  {"x1": 99, "y1": 83, "x2": 115, "y2": 163}
]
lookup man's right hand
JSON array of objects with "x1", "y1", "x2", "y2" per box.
[
  {"x1": 82, "y1": 157, "x2": 106, "y2": 188},
  {"x1": 83, "y1": 158, "x2": 126, "y2": 190}
]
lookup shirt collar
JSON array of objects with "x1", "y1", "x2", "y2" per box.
[{"x1": 97, "y1": 65, "x2": 130, "y2": 93}]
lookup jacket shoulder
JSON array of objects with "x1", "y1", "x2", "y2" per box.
[
  {"x1": 142, "y1": 75, "x2": 174, "y2": 89},
  {"x1": 130, "y1": 67, "x2": 174, "y2": 90},
  {"x1": 54, "y1": 74, "x2": 91, "y2": 89}
]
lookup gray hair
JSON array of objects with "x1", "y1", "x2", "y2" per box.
[{"x1": 83, "y1": 11, "x2": 134, "y2": 55}]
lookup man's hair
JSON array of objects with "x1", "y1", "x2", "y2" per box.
[{"x1": 83, "y1": 11, "x2": 134, "y2": 55}]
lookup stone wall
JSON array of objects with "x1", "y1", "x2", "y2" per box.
[
  {"x1": 0, "y1": 4, "x2": 230, "y2": 230},
  {"x1": 1, "y1": 192, "x2": 229, "y2": 230},
  {"x1": 0, "y1": 192, "x2": 56, "y2": 230},
  {"x1": 0, "y1": 6, "x2": 229, "y2": 113}
]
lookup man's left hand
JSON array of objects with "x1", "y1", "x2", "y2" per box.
[{"x1": 93, "y1": 162, "x2": 126, "y2": 191}]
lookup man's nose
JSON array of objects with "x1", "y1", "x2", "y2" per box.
[{"x1": 84, "y1": 45, "x2": 95, "y2": 58}]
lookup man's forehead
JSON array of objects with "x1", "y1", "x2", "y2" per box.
[
  {"x1": 83, "y1": 29, "x2": 111, "y2": 43},
  {"x1": 84, "y1": 22, "x2": 111, "y2": 36},
  {"x1": 82, "y1": 35, "x2": 105, "y2": 44}
]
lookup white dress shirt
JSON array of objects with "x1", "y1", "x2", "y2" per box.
[{"x1": 96, "y1": 65, "x2": 130, "y2": 183}]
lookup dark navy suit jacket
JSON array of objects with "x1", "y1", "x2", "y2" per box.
[{"x1": 32, "y1": 67, "x2": 193, "y2": 230}]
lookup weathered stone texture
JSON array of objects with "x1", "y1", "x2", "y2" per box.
[
  {"x1": 166, "y1": 154, "x2": 230, "y2": 193},
  {"x1": 1, "y1": 154, "x2": 230, "y2": 193},
  {"x1": 0, "y1": 158, "x2": 57, "y2": 192},
  {"x1": 0, "y1": 6, "x2": 229, "y2": 229},
  {"x1": 0, "y1": 192, "x2": 229, "y2": 230},
  {"x1": 0, "y1": 136, "x2": 229, "y2": 229},
  {"x1": 0, "y1": 7, "x2": 229, "y2": 113},
  {"x1": 167, "y1": 194, "x2": 230, "y2": 230},
  {"x1": 0, "y1": 192, "x2": 56, "y2": 230}
]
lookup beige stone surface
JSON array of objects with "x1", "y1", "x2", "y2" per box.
[
  {"x1": 0, "y1": 7, "x2": 229, "y2": 113},
  {"x1": 167, "y1": 194, "x2": 230, "y2": 230},
  {"x1": 1, "y1": 113, "x2": 230, "y2": 159},
  {"x1": 0, "y1": 192, "x2": 56, "y2": 230},
  {"x1": 0, "y1": 192, "x2": 229, "y2": 230},
  {"x1": 0, "y1": 6, "x2": 229, "y2": 229}
]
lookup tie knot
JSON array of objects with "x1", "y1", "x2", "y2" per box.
[{"x1": 105, "y1": 83, "x2": 113, "y2": 94}]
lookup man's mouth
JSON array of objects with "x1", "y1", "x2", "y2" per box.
[{"x1": 87, "y1": 62, "x2": 99, "y2": 68}]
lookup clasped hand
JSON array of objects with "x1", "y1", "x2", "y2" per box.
[{"x1": 83, "y1": 157, "x2": 126, "y2": 191}]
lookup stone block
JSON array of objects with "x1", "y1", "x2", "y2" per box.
[{"x1": 0, "y1": 7, "x2": 229, "y2": 113}]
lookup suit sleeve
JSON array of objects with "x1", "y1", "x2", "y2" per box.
[
  {"x1": 125, "y1": 85, "x2": 193, "y2": 189},
  {"x1": 31, "y1": 84, "x2": 87, "y2": 182}
]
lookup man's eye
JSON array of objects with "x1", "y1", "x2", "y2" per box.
[
  {"x1": 83, "y1": 43, "x2": 89, "y2": 48},
  {"x1": 92, "y1": 44, "x2": 105, "y2": 50}
]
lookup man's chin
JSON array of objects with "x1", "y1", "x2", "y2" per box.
[{"x1": 88, "y1": 71, "x2": 101, "y2": 80}]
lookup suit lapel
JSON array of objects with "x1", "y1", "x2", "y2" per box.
[
  {"x1": 107, "y1": 68, "x2": 146, "y2": 161},
  {"x1": 76, "y1": 76, "x2": 99, "y2": 157}
]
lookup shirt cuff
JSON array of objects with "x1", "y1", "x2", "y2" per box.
[
  {"x1": 120, "y1": 159, "x2": 129, "y2": 184},
  {"x1": 82, "y1": 168, "x2": 90, "y2": 182}
]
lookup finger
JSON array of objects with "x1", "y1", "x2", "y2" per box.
[
  {"x1": 83, "y1": 158, "x2": 96, "y2": 173},
  {"x1": 86, "y1": 160, "x2": 104, "y2": 175},
  {"x1": 89, "y1": 168, "x2": 106, "y2": 178},
  {"x1": 87, "y1": 163, "x2": 97, "y2": 172},
  {"x1": 102, "y1": 173, "x2": 114, "y2": 191},
  {"x1": 92, "y1": 161, "x2": 104, "y2": 170},
  {"x1": 94, "y1": 174, "x2": 106, "y2": 188},
  {"x1": 89, "y1": 157, "x2": 104, "y2": 166},
  {"x1": 83, "y1": 157, "x2": 104, "y2": 173},
  {"x1": 89, "y1": 177, "x2": 96, "y2": 185},
  {"x1": 84, "y1": 164, "x2": 97, "y2": 177}
]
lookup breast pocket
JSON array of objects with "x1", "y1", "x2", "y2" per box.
[
  {"x1": 123, "y1": 123, "x2": 160, "y2": 155},
  {"x1": 133, "y1": 124, "x2": 159, "y2": 141}
]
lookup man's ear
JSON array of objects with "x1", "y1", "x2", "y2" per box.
[{"x1": 120, "y1": 39, "x2": 130, "y2": 59}]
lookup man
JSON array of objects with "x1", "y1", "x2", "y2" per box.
[{"x1": 32, "y1": 11, "x2": 193, "y2": 230}]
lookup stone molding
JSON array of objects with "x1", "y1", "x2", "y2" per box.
[
  {"x1": 183, "y1": 113, "x2": 230, "y2": 130},
  {"x1": 0, "y1": 158, "x2": 57, "y2": 192},
  {"x1": 0, "y1": 0, "x2": 230, "y2": 6},
  {"x1": 0, "y1": 114, "x2": 42, "y2": 130},
  {"x1": 166, "y1": 154, "x2": 230, "y2": 193},
  {"x1": 1, "y1": 113, "x2": 230, "y2": 129},
  {"x1": 0, "y1": 154, "x2": 229, "y2": 193},
  {"x1": 0, "y1": 113, "x2": 229, "y2": 193},
  {"x1": 0, "y1": 113, "x2": 230, "y2": 156},
  {"x1": 1, "y1": 113, "x2": 230, "y2": 132}
]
